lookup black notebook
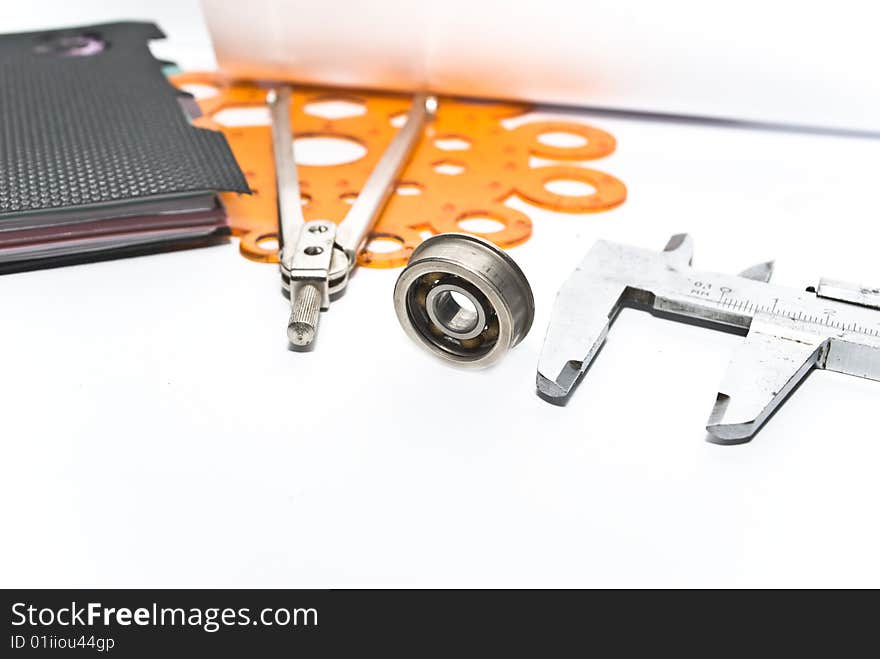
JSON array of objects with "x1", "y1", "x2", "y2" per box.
[{"x1": 0, "y1": 21, "x2": 250, "y2": 271}]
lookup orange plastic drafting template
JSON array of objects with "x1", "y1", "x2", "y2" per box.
[{"x1": 172, "y1": 72, "x2": 627, "y2": 269}]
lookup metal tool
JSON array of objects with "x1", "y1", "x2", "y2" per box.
[
  {"x1": 537, "y1": 234, "x2": 880, "y2": 443},
  {"x1": 268, "y1": 86, "x2": 436, "y2": 348},
  {"x1": 394, "y1": 233, "x2": 534, "y2": 367}
]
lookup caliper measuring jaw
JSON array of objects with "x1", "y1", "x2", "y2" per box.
[{"x1": 537, "y1": 234, "x2": 880, "y2": 444}]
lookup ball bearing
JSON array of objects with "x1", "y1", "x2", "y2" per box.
[{"x1": 393, "y1": 233, "x2": 534, "y2": 367}]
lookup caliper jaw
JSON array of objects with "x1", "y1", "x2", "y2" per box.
[
  {"x1": 706, "y1": 314, "x2": 830, "y2": 443},
  {"x1": 536, "y1": 234, "x2": 694, "y2": 403},
  {"x1": 536, "y1": 277, "x2": 627, "y2": 403}
]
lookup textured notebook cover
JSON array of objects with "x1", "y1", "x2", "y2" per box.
[{"x1": 0, "y1": 21, "x2": 250, "y2": 219}]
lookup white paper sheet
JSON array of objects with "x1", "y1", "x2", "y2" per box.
[{"x1": 203, "y1": 0, "x2": 880, "y2": 132}]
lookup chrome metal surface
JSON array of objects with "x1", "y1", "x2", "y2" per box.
[
  {"x1": 425, "y1": 284, "x2": 487, "y2": 341},
  {"x1": 269, "y1": 87, "x2": 435, "y2": 348},
  {"x1": 336, "y1": 93, "x2": 435, "y2": 260},
  {"x1": 394, "y1": 233, "x2": 534, "y2": 368},
  {"x1": 282, "y1": 219, "x2": 338, "y2": 348},
  {"x1": 816, "y1": 278, "x2": 880, "y2": 310},
  {"x1": 288, "y1": 283, "x2": 321, "y2": 346},
  {"x1": 267, "y1": 87, "x2": 305, "y2": 268},
  {"x1": 537, "y1": 234, "x2": 880, "y2": 443}
]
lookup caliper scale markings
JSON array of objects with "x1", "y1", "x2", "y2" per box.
[
  {"x1": 699, "y1": 292, "x2": 880, "y2": 337},
  {"x1": 537, "y1": 234, "x2": 880, "y2": 443}
]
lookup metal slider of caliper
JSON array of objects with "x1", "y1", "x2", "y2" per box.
[
  {"x1": 267, "y1": 87, "x2": 436, "y2": 348},
  {"x1": 537, "y1": 234, "x2": 880, "y2": 443}
]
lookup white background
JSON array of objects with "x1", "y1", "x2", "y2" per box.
[
  {"x1": 204, "y1": 0, "x2": 880, "y2": 132},
  {"x1": 1, "y1": 1, "x2": 879, "y2": 587}
]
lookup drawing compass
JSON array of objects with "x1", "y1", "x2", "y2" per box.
[
  {"x1": 267, "y1": 86, "x2": 436, "y2": 348},
  {"x1": 537, "y1": 234, "x2": 880, "y2": 443}
]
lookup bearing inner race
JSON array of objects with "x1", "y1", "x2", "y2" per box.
[{"x1": 425, "y1": 283, "x2": 487, "y2": 340}]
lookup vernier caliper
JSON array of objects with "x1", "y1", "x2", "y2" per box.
[
  {"x1": 537, "y1": 234, "x2": 880, "y2": 443},
  {"x1": 267, "y1": 87, "x2": 436, "y2": 348}
]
